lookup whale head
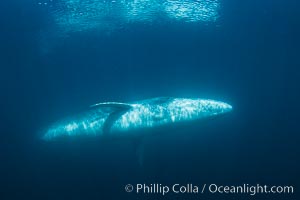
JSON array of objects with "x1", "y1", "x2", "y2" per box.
[{"x1": 166, "y1": 98, "x2": 232, "y2": 122}]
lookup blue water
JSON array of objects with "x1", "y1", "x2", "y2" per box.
[{"x1": 1, "y1": 0, "x2": 299, "y2": 199}]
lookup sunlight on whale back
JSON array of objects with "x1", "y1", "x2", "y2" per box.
[
  {"x1": 110, "y1": 98, "x2": 232, "y2": 133},
  {"x1": 42, "y1": 109, "x2": 109, "y2": 141},
  {"x1": 41, "y1": 0, "x2": 220, "y2": 34}
]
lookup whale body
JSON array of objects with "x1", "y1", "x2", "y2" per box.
[{"x1": 42, "y1": 97, "x2": 232, "y2": 141}]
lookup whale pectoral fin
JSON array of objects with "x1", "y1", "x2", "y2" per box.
[
  {"x1": 90, "y1": 102, "x2": 133, "y2": 135},
  {"x1": 92, "y1": 103, "x2": 133, "y2": 135},
  {"x1": 90, "y1": 102, "x2": 133, "y2": 111},
  {"x1": 133, "y1": 137, "x2": 145, "y2": 166},
  {"x1": 137, "y1": 143, "x2": 144, "y2": 166}
]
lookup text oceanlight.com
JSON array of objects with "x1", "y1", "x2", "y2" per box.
[{"x1": 124, "y1": 183, "x2": 294, "y2": 196}]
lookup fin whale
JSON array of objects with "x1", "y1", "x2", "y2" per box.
[{"x1": 42, "y1": 97, "x2": 232, "y2": 141}]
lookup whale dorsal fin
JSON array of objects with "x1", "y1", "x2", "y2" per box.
[{"x1": 90, "y1": 102, "x2": 133, "y2": 134}]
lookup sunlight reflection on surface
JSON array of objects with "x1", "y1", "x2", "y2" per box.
[{"x1": 41, "y1": 0, "x2": 220, "y2": 33}]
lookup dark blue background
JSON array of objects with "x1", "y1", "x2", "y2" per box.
[{"x1": 0, "y1": 0, "x2": 299, "y2": 199}]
